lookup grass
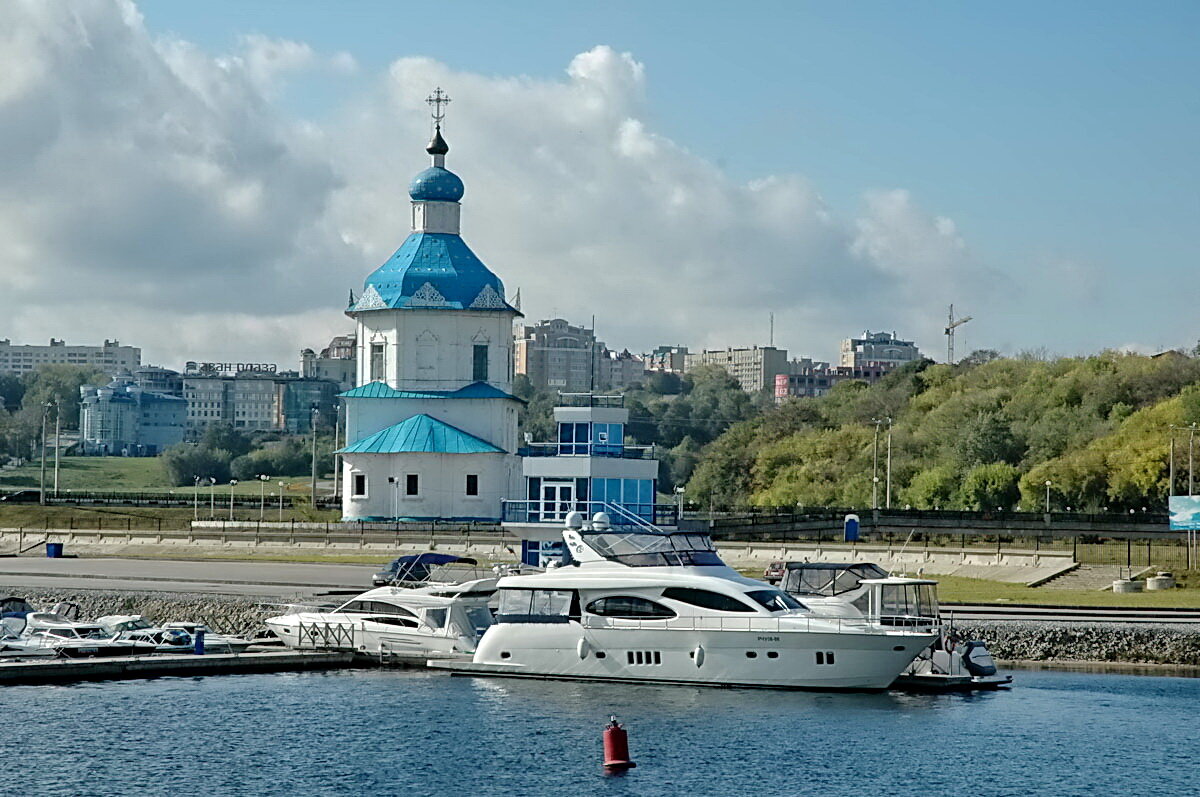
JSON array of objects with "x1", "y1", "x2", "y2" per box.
[{"x1": 935, "y1": 574, "x2": 1200, "y2": 608}]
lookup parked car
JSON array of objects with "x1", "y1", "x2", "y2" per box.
[{"x1": 0, "y1": 490, "x2": 41, "y2": 503}]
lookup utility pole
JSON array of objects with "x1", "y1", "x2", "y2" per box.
[
  {"x1": 38, "y1": 402, "x2": 49, "y2": 505},
  {"x1": 871, "y1": 420, "x2": 881, "y2": 509},
  {"x1": 332, "y1": 405, "x2": 341, "y2": 501},
  {"x1": 53, "y1": 403, "x2": 61, "y2": 498},
  {"x1": 944, "y1": 304, "x2": 973, "y2": 364},
  {"x1": 1169, "y1": 425, "x2": 1176, "y2": 501},
  {"x1": 1190, "y1": 424, "x2": 1197, "y2": 497}
]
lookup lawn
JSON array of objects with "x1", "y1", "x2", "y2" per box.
[
  {"x1": 935, "y1": 574, "x2": 1200, "y2": 608},
  {"x1": 0, "y1": 456, "x2": 320, "y2": 495}
]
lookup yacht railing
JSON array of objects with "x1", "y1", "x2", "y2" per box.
[
  {"x1": 295, "y1": 622, "x2": 358, "y2": 650},
  {"x1": 579, "y1": 614, "x2": 939, "y2": 636}
]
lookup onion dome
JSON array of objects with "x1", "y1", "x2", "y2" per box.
[{"x1": 409, "y1": 166, "x2": 464, "y2": 202}]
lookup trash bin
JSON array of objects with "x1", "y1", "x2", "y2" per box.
[{"x1": 45, "y1": 542, "x2": 64, "y2": 558}]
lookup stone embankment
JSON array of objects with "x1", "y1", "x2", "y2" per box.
[
  {"x1": 1, "y1": 587, "x2": 308, "y2": 637},
  {"x1": 958, "y1": 620, "x2": 1200, "y2": 666}
]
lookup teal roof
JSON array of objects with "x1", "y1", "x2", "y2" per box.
[
  {"x1": 356, "y1": 232, "x2": 515, "y2": 312},
  {"x1": 338, "y1": 414, "x2": 505, "y2": 455},
  {"x1": 339, "y1": 381, "x2": 523, "y2": 403}
]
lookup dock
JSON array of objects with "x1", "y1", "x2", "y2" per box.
[{"x1": 0, "y1": 650, "x2": 355, "y2": 686}]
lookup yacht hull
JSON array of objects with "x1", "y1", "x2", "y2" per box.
[
  {"x1": 265, "y1": 614, "x2": 459, "y2": 657},
  {"x1": 468, "y1": 624, "x2": 936, "y2": 690}
]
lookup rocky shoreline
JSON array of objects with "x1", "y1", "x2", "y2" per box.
[{"x1": 957, "y1": 620, "x2": 1200, "y2": 667}]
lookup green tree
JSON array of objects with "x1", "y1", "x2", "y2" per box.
[
  {"x1": 961, "y1": 463, "x2": 1020, "y2": 511},
  {"x1": 161, "y1": 444, "x2": 232, "y2": 486},
  {"x1": 20, "y1": 364, "x2": 106, "y2": 429},
  {"x1": 201, "y1": 424, "x2": 253, "y2": 459}
]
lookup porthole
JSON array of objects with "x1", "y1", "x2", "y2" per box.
[
  {"x1": 767, "y1": 651, "x2": 779, "y2": 659},
  {"x1": 595, "y1": 651, "x2": 606, "y2": 659},
  {"x1": 500, "y1": 651, "x2": 511, "y2": 659},
  {"x1": 827, "y1": 651, "x2": 836, "y2": 665},
  {"x1": 893, "y1": 645, "x2": 906, "y2": 651},
  {"x1": 745, "y1": 651, "x2": 758, "y2": 659},
  {"x1": 653, "y1": 651, "x2": 661, "y2": 664},
  {"x1": 816, "y1": 651, "x2": 824, "y2": 665}
]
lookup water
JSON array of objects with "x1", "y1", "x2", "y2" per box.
[{"x1": 5, "y1": 669, "x2": 1197, "y2": 796}]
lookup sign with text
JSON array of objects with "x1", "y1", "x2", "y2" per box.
[
  {"x1": 185, "y1": 361, "x2": 277, "y2": 377},
  {"x1": 1168, "y1": 496, "x2": 1200, "y2": 530}
]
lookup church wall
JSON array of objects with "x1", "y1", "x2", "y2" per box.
[
  {"x1": 341, "y1": 451, "x2": 518, "y2": 521},
  {"x1": 355, "y1": 309, "x2": 515, "y2": 393}
]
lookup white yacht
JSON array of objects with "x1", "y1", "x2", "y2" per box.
[
  {"x1": 18, "y1": 609, "x2": 157, "y2": 658},
  {"x1": 265, "y1": 579, "x2": 496, "y2": 658},
  {"x1": 441, "y1": 511, "x2": 937, "y2": 690},
  {"x1": 771, "y1": 562, "x2": 1011, "y2": 690}
]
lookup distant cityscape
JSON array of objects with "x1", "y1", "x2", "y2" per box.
[{"x1": 1, "y1": 327, "x2": 924, "y2": 458}]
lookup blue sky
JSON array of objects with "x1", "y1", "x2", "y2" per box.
[{"x1": 1, "y1": 1, "x2": 1197, "y2": 365}]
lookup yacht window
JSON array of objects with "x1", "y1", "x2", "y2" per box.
[
  {"x1": 661, "y1": 587, "x2": 755, "y2": 613},
  {"x1": 497, "y1": 589, "x2": 574, "y2": 623},
  {"x1": 744, "y1": 590, "x2": 807, "y2": 613},
  {"x1": 365, "y1": 616, "x2": 418, "y2": 628},
  {"x1": 337, "y1": 600, "x2": 418, "y2": 618},
  {"x1": 586, "y1": 596, "x2": 676, "y2": 619},
  {"x1": 465, "y1": 607, "x2": 495, "y2": 637},
  {"x1": 424, "y1": 608, "x2": 448, "y2": 629}
]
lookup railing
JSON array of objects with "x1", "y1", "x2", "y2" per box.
[
  {"x1": 518, "y1": 443, "x2": 655, "y2": 459},
  {"x1": 578, "y1": 613, "x2": 938, "y2": 636},
  {"x1": 555, "y1": 393, "x2": 625, "y2": 408},
  {"x1": 295, "y1": 621, "x2": 358, "y2": 650},
  {"x1": 0, "y1": 488, "x2": 340, "y2": 510},
  {"x1": 500, "y1": 499, "x2": 678, "y2": 527}
]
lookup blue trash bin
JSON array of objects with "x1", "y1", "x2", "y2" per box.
[{"x1": 45, "y1": 542, "x2": 64, "y2": 558}]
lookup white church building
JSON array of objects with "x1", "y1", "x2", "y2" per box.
[{"x1": 339, "y1": 94, "x2": 523, "y2": 521}]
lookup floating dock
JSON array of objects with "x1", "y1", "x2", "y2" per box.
[{"x1": 0, "y1": 650, "x2": 354, "y2": 686}]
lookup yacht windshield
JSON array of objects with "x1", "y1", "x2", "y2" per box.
[
  {"x1": 781, "y1": 564, "x2": 889, "y2": 596},
  {"x1": 581, "y1": 531, "x2": 725, "y2": 567},
  {"x1": 744, "y1": 589, "x2": 807, "y2": 613}
]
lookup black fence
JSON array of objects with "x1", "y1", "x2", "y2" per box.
[{"x1": 0, "y1": 487, "x2": 339, "y2": 511}]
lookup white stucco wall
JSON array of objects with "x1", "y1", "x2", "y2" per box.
[{"x1": 341, "y1": 451, "x2": 519, "y2": 521}]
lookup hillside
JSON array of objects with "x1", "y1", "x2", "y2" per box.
[{"x1": 686, "y1": 351, "x2": 1200, "y2": 511}]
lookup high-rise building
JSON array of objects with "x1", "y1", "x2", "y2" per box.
[
  {"x1": 684, "y1": 346, "x2": 789, "y2": 393},
  {"x1": 839, "y1": 331, "x2": 922, "y2": 369},
  {"x1": 80, "y1": 376, "x2": 187, "y2": 456},
  {"x1": 0, "y1": 339, "x2": 140, "y2": 375},
  {"x1": 514, "y1": 318, "x2": 602, "y2": 393},
  {"x1": 645, "y1": 345, "x2": 689, "y2": 374},
  {"x1": 301, "y1": 333, "x2": 357, "y2": 392},
  {"x1": 182, "y1": 368, "x2": 337, "y2": 434}
]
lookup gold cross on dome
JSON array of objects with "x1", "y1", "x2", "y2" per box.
[{"x1": 426, "y1": 87, "x2": 451, "y2": 125}]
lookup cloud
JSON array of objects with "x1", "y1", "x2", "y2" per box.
[{"x1": 0, "y1": 1, "x2": 993, "y2": 370}]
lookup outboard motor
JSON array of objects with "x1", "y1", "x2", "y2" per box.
[{"x1": 960, "y1": 640, "x2": 998, "y2": 677}]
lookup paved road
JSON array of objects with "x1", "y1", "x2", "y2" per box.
[
  {"x1": 0, "y1": 557, "x2": 376, "y2": 597},
  {"x1": 943, "y1": 603, "x2": 1200, "y2": 624}
]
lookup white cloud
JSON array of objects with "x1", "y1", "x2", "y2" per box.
[{"x1": 0, "y1": 2, "x2": 997, "y2": 370}]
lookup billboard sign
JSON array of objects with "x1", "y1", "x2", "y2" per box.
[{"x1": 1168, "y1": 496, "x2": 1200, "y2": 530}]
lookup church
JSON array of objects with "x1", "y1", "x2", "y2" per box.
[{"x1": 338, "y1": 90, "x2": 523, "y2": 521}]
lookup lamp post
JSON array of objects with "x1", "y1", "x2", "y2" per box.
[
  {"x1": 258, "y1": 474, "x2": 269, "y2": 521},
  {"x1": 1044, "y1": 480, "x2": 1052, "y2": 513},
  {"x1": 1190, "y1": 424, "x2": 1197, "y2": 497},
  {"x1": 52, "y1": 402, "x2": 60, "y2": 498},
  {"x1": 229, "y1": 479, "x2": 238, "y2": 521},
  {"x1": 209, "y1": 477, "x2": 217, "y2": 518},
  {"x1": 279, "y1": 481, "x2": 285, "y2": 522},
  {"x1": 310, "y1": 405, "x2": 320, "y2": 508},
  {"x1": 38, "y1": 401, "x2": 51, "y2": 506},
  {"x1": 193, "y1": 475, "x2": 200, "y2": 521},
  {"x1": 885, "y1": 417, "x2": 893, "y2": 509},
  {"x1": 871, "y1": 419, "x2": 881, "y2": 509},
  {"x1": 1169, "y1": 424, "x2": 1177, "y2": 501}
]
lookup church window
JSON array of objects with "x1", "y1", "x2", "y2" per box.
[
  {"x1": 473, "y1": 345, "x2": 488, "y2": 382},
  {"x1": 466, "y1": 474, "x2": 479, "y2": 496},
  {"x1": 416, "y1": 331, "x2": 437, "y2": 377},
  {"x1": 405, "y1": 474, "x2": 419, "y2": 496},
  {"x1": 351, "y1": 473, "x2": 367, "y2": 497},
  {"x1": 370, "y1": 344, "x2": 385, "y2": 381}
]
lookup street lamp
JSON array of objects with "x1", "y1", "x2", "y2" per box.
[
  {"x1": 258, "y1": 474, "x2": 269, "y2": 520},
  {"x1": 208, "y1": 477, "x2": 217, "y2": 518},
  {"x1": 1044, "y1": 480, "x2": 1052, "y2": 513},
  {"x1": 279, "y1": 481, "x2": 285, "y2": 522},
  {"x1": 229, "y1": 479, "x2": 238, "y2": 521},
  {"x1": 38, "y1": 401, "x2": 52, "y2": 506},
  {"x1": 310, "y1": 405, "x2": 320, "y2": 507}
]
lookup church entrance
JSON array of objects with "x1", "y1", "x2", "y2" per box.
[{"x1": 539, "y1": 481, "x2": 576, "y2": 522}]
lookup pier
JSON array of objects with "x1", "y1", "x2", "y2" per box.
[{"x1": 0, "y1": 650, "x2": 353, "y2": 686}]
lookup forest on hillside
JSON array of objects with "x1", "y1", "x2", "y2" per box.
[{"x1": 684, "y1": 351, "x2": 1200, "y2": 512}]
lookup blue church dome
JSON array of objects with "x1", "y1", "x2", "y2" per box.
[{"x1": 409, "y1": 167, "x2": 464, "y2": 202}]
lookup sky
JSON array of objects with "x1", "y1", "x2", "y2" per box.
[{"x1": 1, "y1": 0, "x2": 1197, "y2": 370}]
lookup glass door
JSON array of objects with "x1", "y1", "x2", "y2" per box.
[{"x1": 540, "y1": 481, "x2": 575, "y2": 522}]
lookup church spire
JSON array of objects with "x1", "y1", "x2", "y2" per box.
[{"x1": 425, "y1": 87, "x2": 451, "y2": 165}]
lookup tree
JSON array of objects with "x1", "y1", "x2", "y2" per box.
[
  {"x1": 956, "y1": 411, "x2": 1022, "y2": 466},
  {"x1": 0, "y1": 374, "x2": 24, "y2": 412},
  {"x1": 644, "y1": 371, "x2": 682, "y2": 395},
  {"x1": 201, "y1": 424, "x2": 253, "y2": 459},
  {"x1": 961, "y1": 463, "x2": 1020, "y2": 511},
  {"x1": 161, "y1": 444, "x2": 232, "y2": 486},
  {"x1": 903, "y1": 466, "x2": 959, "y2": 509},
  {"x1": 20, "y1": 364, "x2": 107, "y2": 429}
]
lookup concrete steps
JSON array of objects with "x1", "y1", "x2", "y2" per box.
[{"x1": 1037, "y1": 564, "x2": 1148, "y2": 591}]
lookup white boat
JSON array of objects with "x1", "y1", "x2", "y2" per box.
[
  {"x1": 19, "y1": 609, "x2": 157, "y2": 659},
  {"x1": 444, "y1": 511, "x2": 937, "y2": 690},
  {"x1": 95, "y1": 615, "x2": 197, "y2": 653},
  {"x1": 771, "y1": 561, "x2": 1012, "y2": 691},
  {"x1": 160, "y1": 623, "x2": 254, "y2": 654},
  {"x1": 264, "y1": 579, "x2": 497, "y2": 658}
]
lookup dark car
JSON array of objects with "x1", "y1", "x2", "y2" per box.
[
  {"x1": 372, "y1": 553, "x2": 478, "y2": 586},
  {"x1": 0, "y1": 490, "x2": 41, "y2": 504}
]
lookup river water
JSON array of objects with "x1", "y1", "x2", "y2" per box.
[{"x1": 7, "y1": 669, "x2": 1196, "y2": 796}]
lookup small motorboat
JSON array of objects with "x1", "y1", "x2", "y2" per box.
[
  {"x1": 20, "y1": 609, "x2": 158, "y2": 658},
  {"x1": 159, "y1": 623, "x2": 254, "y2": 653},
  {"x1": 95, "y1": 615, "x2": 195, "y2": 652},
  {"x1": 770, "y1": 561, "x2": 1012, "y2": 692}
]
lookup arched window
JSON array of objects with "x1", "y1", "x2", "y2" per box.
[{"x1": 586, "y1": 596, "x2": 676, "y2": 619}]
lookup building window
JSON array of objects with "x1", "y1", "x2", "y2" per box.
[
  {"x1": 405, "y1": 474, "x2": 419, "y2": 496},
  {"x1": 473, "y1": 344, "x2": 488, "y2": 382},
  {"x1": 351, "y1": 473, "x2": 367, "y2": 497},
  {"x1": 466, "y1": 474, "x2": 479, "y2": 496},
  {"x1": 370, "y1": 343, "x2": 385, "y2": 381}
]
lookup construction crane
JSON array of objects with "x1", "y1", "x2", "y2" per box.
[{"x1": 945, "y1": 304, "x2": 972, "y2": 364}]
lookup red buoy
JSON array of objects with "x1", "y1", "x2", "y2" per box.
[{"x1": 603, "y1": 715, "x2": 636, "y2": 770}]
